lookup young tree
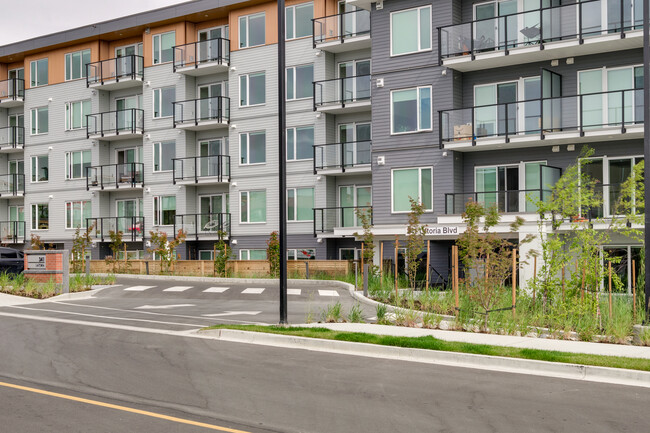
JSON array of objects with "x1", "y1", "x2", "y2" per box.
[
  {"x1": 30, "y1": 234, "x2": 45, "y2": 250},
  {"x1": 354, "y1": 207, "x2": 376, "y2": 276},
  {"x1": 71, "y1": 224, "x2": 94, "y2": 273},
  {"x1": 148, "y1": 229, "x2": 187, "y2": 274},
  {"x1": 405, "y1": 197, "x2": 426, "y2": 290},
  {"x1": 213, "y1": 230, "x2": 232, "y2": 277},
  {"x1": 266, "y1": 231, "x2": 280, "y2": 277},
  {"x1": 106, "y1": 230, "x2": 124, "y2": 273}
]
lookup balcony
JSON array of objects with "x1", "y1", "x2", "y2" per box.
[
  {"x1": 87, "y1": 216, "x2": 145, "y2": 242},
  {"x1": 86, "y1": 109, "x2": 144, "y2": 141},
  {"x1": 173, "y1": 96, "x2": 230, "y2": 131},
  {"x1": 0, "y1": 126, "x2": 24, "y2": 152},
  {"x1": 172, "y1": 155, "x2": 230, "y2": 185},
  {"x1": 445, "y1": 189, "x2": 555, "y2": 215},
  {"x1": 173, "y1": 213, "x2": 231, "y2": 241},
  {"x1": 313, "y1": 75, "x2": 371, "y2": 114},
  {"x1": 439, "y1": 0, "x2": 644, "y2": 72},
  {"x1": 0, "y1": 221, "x2": 25, "y2": 244},
  {"x1": 0, "y1": 174, "x2": 24, "y2": 198},
  {"x1": 313, "y1": 141, "x2": 371, "y2": 175},
  {"x1": 440, "y1": 89, "x2": 644, "y2": 151},
  {"x1": 313, "y1": 206, "x2": 372, "y2": 237},
  {"x1": 313, "y1": 9, "x2": 371, "y2": 53},
  {"x1": 0, "y1": 78, "x2": 24, "y2": 107},
  {"x1": 86, "y1": 55, "x2": 144, "y2": 90},
  {"x1": 86, "y1": 163, "x2": 144, "y2": 191},
  {"x1": 173, "y1": 38, "x2": 230, "y2": 76}
]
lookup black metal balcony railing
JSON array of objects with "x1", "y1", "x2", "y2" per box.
[
  {"x1": 86, "y1": 108, "x2": 145, "y2": 138},
  {"x1": 312, "y1": 9, "x2": 371, "y2": 47},
  {"x1": 87, "y1": 216, "x2": 145, "y2": 242},
  {"x1": 313, "y1": 206, "x2": 372, "y2": 235},
  {"x1": 0, "y1": 126, "x2": 24, "y2": 150},
  {"x1": 0, "y1": 221, "x2": 25, "y2": 244},
  {"x1": 0, "y1": 174, "x2": 25, "y2": 197},
  {"x1": 172, "y1": 155, "x2": 230, "y2": 184},
  {"x1": 439, "y1": 0, "x2": 643, "y2": 62},
  {"x1": 440, "y1": 89, "x2": 643, "y2": 146},
  {"x1": 445, "y1": 189, "x2": 554, "y2": 215},
  {"x1": 173, "y1": 38, "x2": 230, "y2": 72},
  {"x1": 313, "y1": 75, "x2": 371, "y2": 110},
  {"x1": 173, "y1": 213, "x2": 231, "y2": 241},
  {"x1": 86, "y1": 55, "x2": 144, "y2": 87},
  {"x1": 313, "y1": 141, "x2": 371, "y2": 173},
  {"x1": 584, "y1": 183, "x2": 644, "y2": 220},
  {"x1": 173, "y1": 96, "x2": 230, "y2": 127},
  {"x1": 86, "y1": 163, "x2": 144, "y2": 190},
  {"x1": 0, "y1": 78, "x2": 24, "y2": 102}
]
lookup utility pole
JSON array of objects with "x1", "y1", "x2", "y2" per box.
[
  {"x1": 644, "y1": 0, "x2": 650, "y2": 322},
  {"x1": 278, "y1": 0, "x2": 288, "y2": 324}
]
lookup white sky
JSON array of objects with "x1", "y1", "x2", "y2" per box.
[{"x1": 0, "y1": 0, "x2": 190, "y2": 46}]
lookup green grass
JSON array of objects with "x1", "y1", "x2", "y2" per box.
[{"x1": 205, "y1": 324, "x2": 650, "y2": 372}]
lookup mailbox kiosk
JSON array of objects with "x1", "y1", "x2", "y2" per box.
[{"x1": 23, "y1": 250, "x2": 70, "y2": 294}]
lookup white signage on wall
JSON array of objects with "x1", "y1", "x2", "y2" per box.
[
  {"x1": 424, "y1": 226, "x2": 460, "y2": 236},
  {"x1": 27, "y1": 255, "x2": 46, "y2": 270}
]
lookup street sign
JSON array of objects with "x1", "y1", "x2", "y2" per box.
[{"x1": 27, "y1": 254, "x2": 46, "y2": 270}]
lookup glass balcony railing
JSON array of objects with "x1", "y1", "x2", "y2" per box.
[
  {"x1": 173, "y1": 38, "x2": 230, "y2": 72},
  {"x1": 173, "y1": 213, "x2": 231, "y2": 241},
  {"x1": 87, "y1": 216, "x2": 145, "y2": 242},
  {"x1": 0, "y1": 78, "x2": 24, "y2": 103},
  {"x1": 313, "y1": 141, "x2": 371, "y2": 173},
  {"x1": 173, "y1": 96, "x2": 230, "y2": 127},
  {"x1": 0, "y1": 221, "x2": 25, "y2": 244},
  {"x1": 313, "y1": 9, "x2": 371, "y2": 47},
  {"x1": 86, "y1": 163, "x2": 144, "y2": 190},
  {"x1": 313, "y1": 206, "x2": 372, "y2": 235},
  {"x1": 0, "y1": 174, "x2": 24, "y2": 197},
  {"x1": 0, "y1": 126, "x2": 24, "y2": 150},
  {"x1": 445, "y1": 189, "x2": 554, "y2": 215},
  {"x1": 86, "y1": 109, "x2": 145, "y2": 138},
  {"x1": 86, "y1": 55, "x2": 144, "y2": 86},
  {"x1": 313, "y1": 75, "x2": 371, "y2": 110},
  {"x1": 172, "y1": 155, "x2": 230, "y2": 184}
]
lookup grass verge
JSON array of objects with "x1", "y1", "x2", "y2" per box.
[{"x1": 205, "y1": 324, "x2": 650, "y2": 372}]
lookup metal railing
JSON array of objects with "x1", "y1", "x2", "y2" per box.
[
  {"x1": 312, "y1": 9, "x2": 371, "y2": 47},
  {"x1": 173, "y1": 213, "x2": 231, "y2": 241},
  {"x1": 0, "y1": 126, "x2": 24, "y2": 149},
  {"x1": 440, "y1": 89, "x2": 644, "y2": 146},
  {"x1": 0, "y1": 78, "x2": 24, "y2": 102},
  {"x1": 86, "y1": 55, "x2": 144, "y2": 86},
  {"x1": 86, "y1": 108, "x2": 145, "y2": 138},
  {"x1": 313, "y1": 206, "x2": 372, "y2": 235},
  {"x1": 313, "y1": 75, "x2": 371, "y2": 110},
  {"x1": 173, "y1": 38, "x2": 230, "y2": 71},
  {"x1": 172, "y1": 155, "x2": 230, "y2": 184},
  {"x1": 313, "y1": 141, "x2": 371, "y2": 173},
  {"x1": 87, "y1": 216, "x2": 145, "y2": 242},
  {"x1": 86, "y1": 163, "x2": 144, "y2": 190},
  {"x1": 173, "y1": 96, "x2": 230, "y2": 127},
  {"x1": 445, "y1": 189, "x2": 554, "y2": 215},
  {"x1": 0, "y1": 174, "x2": 24, "y2": 196},
  {"x1": 439, "y1": 0, "x2": 643, "y2": 62},
  {"x1": 0, "y1": 221, "x2": 25, "y2": 244},
  {"x1": 584, "y1": 183, "x2": 644, "y2": 220}
]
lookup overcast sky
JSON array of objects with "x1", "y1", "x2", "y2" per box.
[{"x1": 0, "y1": 0, "x2": 190, "y2": 46}]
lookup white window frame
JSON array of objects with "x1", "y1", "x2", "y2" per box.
[
  {"x1": 390, "y1": 86, "x2": 432, "y2": 135},
  {"x1": 30, "y1": 58, "x2": 48, "y2": 87},
  {"x1": 239, "y1": 131, "x2": 266, "y2": 165},
  {"x1": 31, "y1": 203, "x2": 49, "y2": 231},
  {"x1": 239, "y1": 12, "x2": 266, "y2": 49},
  {"x1": 288, "y1": 248, "x2": 316, "y2": 260},
  {"x1": 65, "y1": 200, "x2": 91, "y2": 229},
  {"x1": 31, "y1": 155, "x2": 48, "y2": 183},
  {"x1": 287, "y1": 187, "x2": 314, "y2": 222},
  {"x1": 239, "y1": 72, "x2": 266, "y2": 107},
  {"x1": 153, "y1": 195, "x2": 176, "y2": 226},
  {"x1": 240, "y1": 190, "x2": 267, "y2": 224},
  {"x1": 152, "y1": 87, "x2": 175, "y2": 119},
  {"x1": 30, "y1": 107, "x2": 48, "y2": 135},
  {"x1": 285, "y1": 2, "x2": 314, "y2": 40},
  {"x1": 65, "y1": 49, "x2": 91, "y2": 81},
  {"x1": 152, "y1": 31, "x2": 175, "y2": 65},
  {"x1": 390, "y1": 5, "x2": 432, "y2": 57},
  {"x1": 286, "y1": 125, "x2": 314, "y2": 161},
  {"x1": 240, "y1": 249, "x2": 267, "y2": 260},
  {"x1": 153, "y1": 141, "x2": 175, "y2": 172},
  {"x1": 286, "y1": 64, "x2": 314, "y2": 101},
  {"x1": 65, "y1": 150, "x2": 92, "y2": 180},
  {"x1": 391, "y1": 167, "x2": 434, "y2": 214},
  {"x1": 65, "y1": 100, "x2": 91, "y2": 131}
]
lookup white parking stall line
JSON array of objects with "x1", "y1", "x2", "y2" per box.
[
  {"x1": 241, "y1": 288, "x2": 265, "y2": 294},
  {"x1": 287, "y1": 289, "x2": 301, "y2": 296},
  {"x1": 318, "y1": 290, "x2": 339, "y2": 297},
  {"x1": 124, "y1": 286, "x2": 156, "y2": 292},
  {"x1": 203, "y1": 287, "x2": 230, "y2": 293},
  {"x1": 162, "y1": 286, "x2": 193, "y2": 292}
]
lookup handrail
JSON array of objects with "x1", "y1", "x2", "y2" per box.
[
  {"x1": 313, "y1": 74, "x2": 371, "y2": 109},
  {"x1": 173, "y1": 213, "x2": 232, "y2": 241},
  {"x1": 86, "y1": 216, "x2": 145, "y2": 242},
  {"x1": 172, "y1": 155, "x2": 231, "y2": 184},
  {"x1": 0, "y1": 174, "x2": 25, "y2": 196},
  {"x1": 313, "y1": 141, "x2": 372, "y2": 173},
  {"x1": 445, "y1": 188, "x2": 553, "y2": 215},
  {"x1": 172, "y1": 96, "x2": 230, "y2": 127},
  {"x1": 172, "y1": 37, "x2": 230, "y2": 72},
  {"x1": 0, "y1": 78, "x2": 25, "y2": 101},
  {"x1": 86, "y1": 108, "x2": 145, "y2": 138},
  {"x1": 0, "y1": 126, "x2": 25, "y2": 149},
  {"x1": 312, "y1": 9, "x2": 371, "y2": 48},
  {"x1": 86, "y1": 55, "x2": 144, "y2": 87},
  {"x1": 86, "y1": 163, "x2": 145, "y2": 191},
  {"x1": 0, "y1": 221, "x2": 25, "y2": 244},
  {"x1": 313, "y1": 206, "x2": 373, "y2": 236}
]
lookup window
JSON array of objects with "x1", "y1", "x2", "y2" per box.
[
  {"x1": 287, "y1": 187, "x2": 314, "y2": 221},
  {"x1": 240, "y1": 190, "x2": 266, "y2": 223},
  {"x1": 153, "y1": 196, "x2": 176, "y2": 225},
  {"x1": 65, "y1": 49, "x2": 91, "y2": 80},
  {"x1": 30, "y1": 58, "x2": 48, "y2": 87},
  {"x1": 153, "y1": 141, "x2": 175, "y2": 172},
  {"x1": 286, "y1": 3, "x2": 313, "y2": 40},
  {"x1": 391, "y1": 87, "x2": 432, "y2": 134},
  {"x1": 65, "y1": 100, "x2": 91, "y2": 130},
  {"x1": 30, "y1": 107, "x2": 49, "y2": 135},
  {"x1": 288, "y1": 248, "x2": 316, "y2": 260},
  {"x1": 240, "y1": 72, "x2": 266, "y2": 106},
  {"x1": 240, "y1": 249, "x2": 267, "y2": 260},
  {"x1": 240, "y1": 132, "x2": 266, "y2": 165},
  {"x1": 65, "y1": 201, "x2": 91, "y2": 229},
  {"x1": 31, "y1": 155, "x2": 49, "y2": 182},
  {"x1": 239, "y1": 13, "x2": 265, "y2": 48},
  {"x1": 31, "y1": 204, "x2": 49, "y2": 230},
  {"x1": 286, "y1": 126, "x2": 314, "y2": 161},
  {"x1": 153, "y1": 31, "x2": 175, "y2": 64},
  {"x1": 391, "y1": 6, "x2": 431, "y2": 56},
  {"x1": 65, "y1": 150, "x2": 91, "y2": 180},
  {"x1": 286, "y1": 65, "x2": 313, "y2": 100},
  {"x1": 153, "y1": 87, "x2": 176, "y2": 118},
  {"x1": 392, "y1": 167, "x2": 433, "y2": 212}
]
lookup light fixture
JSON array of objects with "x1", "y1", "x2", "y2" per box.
[
  {"x1": 91, "y1": 140, "x2": 98, "y2": 145},
  {"x1": 231, "y1": 182, "x2": 237, "y2": 187},
  {"x1": 441, "y1": 69, "x2": 447, "y2": 76},
  {"x1": 145, "y1": 134, "x2": 151, "y2": 140},
  {"x1": 551, "y1": 59, "x2": 559, "y2": 67},
  {"x1": 567, "y1": 144, "x2": 575, "y2": 152},
  {"x1": 231, "y1": 239, "x2": 238, "y2": 245},
  {"x1": 48, "y1": 146, "x2": 53, "y2": 151},
  {"x1": 145, "y1": 27, "x2": 150, "y2": 34},
  {"x1": 316, "y1": 176, "x2": 322, "y2": 181},
  {"x1": 48, "y1": 195, "x2": 54, "y2": 200},
  {"x1": 230, "y1": 66, "x2": 237, "y2": 72},
  {"x1": 48, "y1": 97, "x2": 53, "y2": 102},
  {"x1": 91, "y1": 89, "x2": 97, "y2": 96},
  {"x1": 552, "y1": 145, "x2": 560, "y2": 153},
  {"x1": 144, "y1": 81, "x2": 151, "y2": 87},
  {"x1": 315, "y1": 112, "x2": 322, "y2": 119},
  {"x1": 316, "y1": 238, "x2": 323, "y2": 243},
  {"x1": 377, "y1": 156, "x2": 385, "y2": 166},
  {"x1": 145, "y1": 187, "x2": 151, "y2": 193},
  {"x1": 442, "y1": 151, "x2": 448, "y2": 157},
  {"x1": 376, "y1": 78, "x2": 384, "y2": 88},
  {"x1": 566, "y1": 57, "x2": 574, "y2": 65},
  {"x1": 230, "y1": 124, "x2": 237, "y2": 129},
  {"x1": 314, "y1": 50, "x2": 322, "y2": 57}
]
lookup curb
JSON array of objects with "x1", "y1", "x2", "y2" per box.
[
  {"x1": 348, "y1": 288, "x2": 456, "y2": 324},
  {"x1": 99, "y1": 273, "x2": 358, "y2": 288},
  {"x1": 50, "y1": 285, "x2": 113, "y2": 301},
  {"x1": 200, "y1": 328, "x2": 650, "y2": 389}
]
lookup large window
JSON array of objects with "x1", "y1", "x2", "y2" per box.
[
  {"x1": 153, "y1": 87, "x2": 175, "y2": 118},
  {"x1": 153, "y1": 196, "x2": 176, "y2": 225},
  {"x1": 31, "y1": 155, "x2": 49, "y2": 182},
  {"x1": 65, "y1": 100, "x2": 91, "y2": 130},
  {"x1": 65, "y1": 150, "x2": 91, "y2": 180},
  {"x1": 240, "y1": 132, "x2": 266, "y2": 165},
  {"x1": 391, "y1": 87, "x2": 431, "y2": 134},
  {"x1": 153, "y1": 141, "x2": 175, "y2": 172},
  {"x1": 65, "y1": 201, "x2": 91, "y2": 229},
  {"x1": 286, "y1": 3, "x2": 313, "y2": 40},
  {"x1": 390, "y1": 6, "x2": 431, "y2": 56},
  {"x1": 30, "y1": 107, "x2": 49, "y2": 135},
  {"x1": 287, "y1": 126, "x2": 314, "y2": 161},
  {"x1": 240, "y1": 190, "x2": 266, "y2": 223},
  {"x1": 239, "y1": 13, "x2": 266, "y2": 48},
  {"x1": 287, "y1": 187, "x2": 314, "y2": 221},
  {"x1": 286, "y1": 65, "x2": 313, "y2": 100},
  {"x1": 240, "y1": 249, "x2": 267, "y2": 260},
  {"x1": 153, "y1": 31, "x2": 175, "y2": 64},
  {"x1": 240, "y1": 72, "x2": 266, "y2": 106},
  {"x1": 392, "y1": 167, "x2": 433, "y2": 213},
  {"x1": 30, "y1": 58, "x2": 48, "y2": 87},
  {"x1": 65, "y1": 49, "x2": 91, "y2": 80},
  {"x1": 288, "y1": 249, "x2": 316, "y2": 260},
  {"x1": 31, "y1": 204, "x2": 49, "y2": 230}
]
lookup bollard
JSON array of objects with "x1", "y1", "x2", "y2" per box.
[
  {"x1": 85, "y1": 258, "x2": 91, "y2": 277},
  {"x1": 363, "y1": 264, "x2": 369, "y2": 297},
  {"x1": 305, "y1": 261, "x2": 310, "y2": 279},
  {"x1": 145, "y1": 260, "x2": 149, "y2": 275},
  {"x1": 354, "y1": 261, "x2": 358, "y2": 290}
]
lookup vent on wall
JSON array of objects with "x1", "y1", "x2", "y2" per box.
[{"x1": 376, "y1": 1, "x2": 383, "y2": 10}]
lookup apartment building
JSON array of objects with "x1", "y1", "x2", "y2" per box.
[{"x1": 0, "y1": 0, "x2": 645, "y2": 290}]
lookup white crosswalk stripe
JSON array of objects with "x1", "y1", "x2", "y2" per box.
[
  {"x1": 287, "y1": 289, "x2": 301, "y2": 296},
  {"x1": 203, "y1": 287, "x2": 229, "y2": 293},
  {"x1": 162, "y1": 286, "x2": 193, "y2": 292},
  {"x1": 318, "y1": 290, "x2": 339, "y2": 297},
  {"x1": 242, "y1": 288, "x2": 265, "y2": 294},
  {"x1": 124, "y1": 286, "x2": 155, "y2": 292}
]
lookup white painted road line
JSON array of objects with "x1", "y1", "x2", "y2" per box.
[
  {"x1": 134, "y1": 304, "x2": 196, "y2": 310},
  {"x1": 203, "y1": 287, "x2": 229, "y2": 293},
  {"x1": 242, "y1": 288, "x2": 265, "y2": 294},
  {"x1": 124, "y1": 286, "x2": 156, "y2": 292},
  {"x1": 287, "y1": 289, "x2": 301, "y2": 296},
  {"x1": 202, "y1": 311, "x2": 262, "y2": 317},
  {"x1": 318, "y1": 290, "x2": 339, "y2": 297},
  {"x1": 162, "y1": 286, "x2": 193, "y2": 292}
]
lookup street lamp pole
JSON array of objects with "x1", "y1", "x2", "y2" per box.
[
  {"x1": 278, "y1": 0, "x2": 288, "y2": 324},
  {"x1": 644, "y1": 0, "x2": 650, "y2": 322}
]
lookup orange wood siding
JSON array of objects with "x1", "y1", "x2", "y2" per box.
[
  {"x1": 24, "y1": 41, "x2": 97, "y2": 89},
  {"x1": 143, "y1": 22, "x2": 187, "y2": 67},
  {"x1": 230, "y1": 2, "x2": 279, "y2": 52},
  {"x1": 107, "y1": 36, "x2": 144, "y2": 60}
]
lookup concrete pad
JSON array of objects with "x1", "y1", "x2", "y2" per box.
[
  {"x1": 0, "y1": 292, "x2": 41, "y2": 307},
  {"x1": 162, "y1": 286, "x2": 193, "y2": 292},
  {"x1": 242, "y1": 288, "x2": 265, "y2": 294}
]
